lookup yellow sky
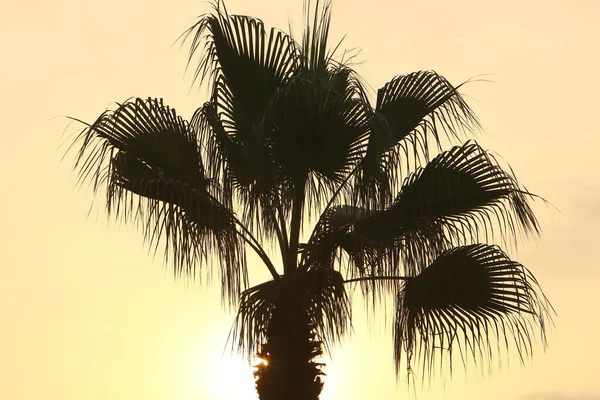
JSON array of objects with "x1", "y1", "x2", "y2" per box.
[{"x1": 1, "y1": 0, "x2": 599, "y2": 399}]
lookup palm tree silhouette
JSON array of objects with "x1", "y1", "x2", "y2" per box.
[{"x1": 67, "y1": 1, "x2": 553, "y2": 399}]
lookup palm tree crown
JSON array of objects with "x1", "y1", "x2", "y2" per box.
[{"x1": 67, "y1": 1, "x2": 552, "y2": 399}]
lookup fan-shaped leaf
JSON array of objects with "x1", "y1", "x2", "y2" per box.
[
  {"x1": 304, "y1": 140, "x2": 538, "y2": 282},
  {"x1": 266, "y1": 67, "x2": 370, "y2": 192},
  {"x1": 71, "y1": 98, "x2": 247, "y2": 305},
  {"x1": 394, "y1": 244, "x2": 552, "y2": 376},
  {"x1": 184, "y1": 7, "x2": 299, "y2": 240},
  {"x1": 185, "y1": 3, "x2": 297, "y2": 115},
  {"x1": 357, "y1": 70, "x2": 480, "y2": 208},
  {"x1": 395, "y1": 140, "x2": 538, "y2": 237}
]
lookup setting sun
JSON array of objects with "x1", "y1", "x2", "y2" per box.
[
  {"x1": 252, "y1": 356, "x2": 269, "y2": 367},
  {"x1": 192, "y1": 339, "x2": 258, "y2": 400}
]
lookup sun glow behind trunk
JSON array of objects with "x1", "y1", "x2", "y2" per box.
[
  {"x1": 252, "y1": 356, "x2": 269, "y2": 367},
  {"x1": 193, "y1": 349, "x2": 258, "y2": 400}
]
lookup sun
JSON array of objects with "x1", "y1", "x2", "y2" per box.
[
  {"x1": 192, "y1": 349, "x2": 259, "y2": 400},
  {"x1": 251, "y1": 356, "x2": 268, "y2": 367}
]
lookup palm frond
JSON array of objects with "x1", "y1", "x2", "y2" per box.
[
  {"x1": 71, "y1": 97, "x2": 247, "y2": 305},
  {"x1": 306, "y1": 140, "x2": 540, "y2": 287},
  {"x1": 231, "y1": 268, "x2": 350, "y2": 356},
  {"x1": 265, "y1": 66, "x2": 370, "y2": 211},
  {"x1": 230, "y1": 280, "x2": 279, "y2": 355},
  {"x1": 193, "y1": 101, "x2": 287, "y2": 248},
  {"x1": 184, "y1": 4, "x2": 299, "y2": 241},
  {"x1": 299, "y1": 0, "x2": 334, "y2": 74},
  {"x1": 303, "y1": 268, "x2": 352, "y2": 349},
  {"x1": 394, "y1": 244, "x2": 552, "y2": 377},
  {"x1": 301, "y1": 205, "x2": 371, "y2": 271},
  {"x1": 184, "y1": 1, "x2": 298, "y2": 95},
  {"x1": 356, "y1": 70, "x2": 480, "y2": 208},
  {"x1": 185, "y1": 1, "x2": 298, "y2": 153},
  {"x1": 390, "y1": 140, "x2": 539, "y2": 268}
]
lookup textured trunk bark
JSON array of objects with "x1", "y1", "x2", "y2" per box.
[{"x1": 253, "y1": 296, "x2": 324, "y2": 400}]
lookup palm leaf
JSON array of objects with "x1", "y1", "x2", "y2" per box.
[
  {"x1": 193, "y1": 101, "x2": 286, "y2": 246},
  {"x1": 265, "y1": 66, "x2": 370, "y2": 209},
  {"x1": 184, "y1": 1, "x2": 297, "y2": 104},
  {"x1": 71, "y1": 97, "x2": 247, "y2": 305},
  {"x1": 305, "y1": 140, "x2": 539, "y2": 285},
  {"x1": 299, "y1": 0, "x2": 333, "y2": 74},
  {"x1": 184, "y1": 4, "x2": 299, "y2": 239},
  {"x1": 184, "y1": 1, "x2": 298, "y2": 169},
  {"x1": 394, "y1": 244, "x2": 552, "y2": 377},
  {"x1": 376, "y1": 140, "x2": 539, "y2": 272},
  {"x1": 231, "y1": 268, "x2": 350, "y2": 356},
  {"x1": 301, "y1": 205, "x2": 370, "y2": 271},
  {"x1": 356, "y1": 70, "x2": 480, "y2": 208}
]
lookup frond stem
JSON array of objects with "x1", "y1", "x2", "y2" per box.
[
  {"x1": 234, "y1": 220, "x2": 280, "y2": 280},
  {"x1": 299, "y1": 160, "x2": 363, "y2": 268},
  {"x1": 287, "y1": 182, "x2": 306, "y2": 276},
  {"x1": 273, "y1": 202, "x2": 290, "y2": 268},
  {"x1": 344, "y1": 276, "x2": 410, "y2": 284}
]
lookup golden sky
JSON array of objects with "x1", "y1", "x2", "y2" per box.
[{"x1": 1, "y1": 0, "x2": 599, "y2": 399}]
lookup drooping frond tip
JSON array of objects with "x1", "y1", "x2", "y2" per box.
[
  {"x1": 70, "y1": 97, "x2": 247, "y2": 306},
  {"x1": 394, "y1": 244, "x2": 553, "y2": 378}
]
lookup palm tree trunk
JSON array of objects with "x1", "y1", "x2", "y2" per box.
[{"x1": 254, "y1": 296, "x2": 324, "y2": 400}]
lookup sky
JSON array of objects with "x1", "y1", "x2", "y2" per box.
[{"x1": 1, "y1": 0, "x2": 599, "y2": 399}]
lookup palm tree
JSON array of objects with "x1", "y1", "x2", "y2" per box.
[{"x1": 67, "y1": 1, "x2": 553, "y2": 399}]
